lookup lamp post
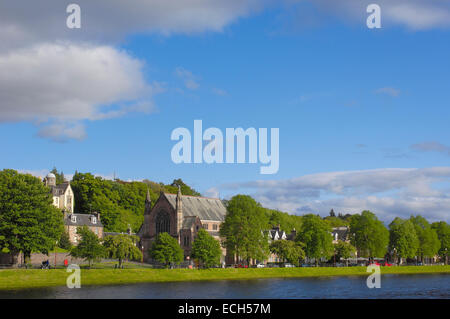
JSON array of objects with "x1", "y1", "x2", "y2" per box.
[
  {"x1": 445, "y1": 248, "x2": 448, "y2": 266},
  {"x1": 54, "y1": 240, "x2": 58, "y2": 269}
]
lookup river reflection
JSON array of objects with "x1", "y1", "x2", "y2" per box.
[{"x1": 1, "y1": 274, "x2": 449, "y2": 299}]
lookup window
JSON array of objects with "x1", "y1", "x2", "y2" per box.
[
  {"x1": 92, "y1": 216, "x2": 97, "y2": 224},
  {"x1": 71, "y1": 215, "x2": 77, "y2": 223},
  {"x1": 155, "y1": 210, "x2": 170, "y2": 234},
  {"x1": 213, "y1": 224, "x2": 218, "y2": 231},
  {"x1": 204, "y1": 224, "x2": 209, "y2": 230},
  {"x1": 183, "y1": 236, "x2": 190, "y2": 247}
]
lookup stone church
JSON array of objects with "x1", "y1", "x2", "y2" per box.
[{"x1": 138, "y1": 187, "x2": 227, "y2": 263}]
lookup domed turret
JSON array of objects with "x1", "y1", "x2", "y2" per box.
[{"x1": 45, "y1": 173, "x2": 56, "y2": 186}]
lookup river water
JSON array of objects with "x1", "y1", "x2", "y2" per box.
[{"x1": 1, "y1": 274, "x2": 449, "y2": 299}]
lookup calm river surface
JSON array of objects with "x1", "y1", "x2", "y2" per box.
[{"x1": 2, "y1": 274, "x2": 449, "y2": 299}]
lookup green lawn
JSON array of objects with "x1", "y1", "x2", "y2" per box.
[{"x1": 1, "y1": 265, "x2": 449, "y2": 290}]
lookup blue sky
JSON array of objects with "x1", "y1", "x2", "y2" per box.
[{"x1": 1, "y1": 0, "x2": 449, "y2": 222}]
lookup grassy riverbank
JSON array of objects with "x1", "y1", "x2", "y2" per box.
[{"x1": 1, "y1": 265, "x2": 449, "y2": 290}]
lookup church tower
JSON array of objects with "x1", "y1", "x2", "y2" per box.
[
  {"x1": 176, "y1": 185, "x2": 183, "y2": 236},
  {"x1": 145, "y1": 188, "x2": 152, "y2": 214}
]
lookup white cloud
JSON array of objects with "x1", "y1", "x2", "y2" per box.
[
  {"x1": 175, "y1": 67, "x2": 200, "y2": 90},
  {"x1": 375, "y1": 87, "x2": 401, "y2": 97},
  {"x1": 295, "y1": 0, "x2": 450, "y2": 30},
  {"x1": 212, "y1": 88, "x2": 228, "y2": 96},
  {"x1": 0, "y1": 0, "x2": 267, "y2": 51},
  {"x1": 216, "y1": 167, "x2": 450, "y2": 223},
  {"x1": 411, "y1": 141, "x2": 450, "y2": 156},
  {"x1": 0, "y1": 43, "x2": 158, "y2": 141}
]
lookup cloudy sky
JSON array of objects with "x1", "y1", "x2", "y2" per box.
[{"x1": 1, "y1": 0, "x2": 449, "y2": 223}]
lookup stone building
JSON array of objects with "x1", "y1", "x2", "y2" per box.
[
  {"x1": 64, "y1": 212, "x2": 103, "y2": 245},
  {"x1": 331, "y1": 226, "x2": 350, "y2": 244},
  {"x1": 44, "y1": 173, "x2": 74, "y2": 213},
  {"x1": 138, "y1": 187, "x2": 227, "y2": 263}
]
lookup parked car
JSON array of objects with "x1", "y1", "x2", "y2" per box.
[
  {"x1": 256, "y1": 263, "x2": 265, "y2": 268},
  {"x1": 283, "y1": 263, "x2": 295, "y2": 268}
]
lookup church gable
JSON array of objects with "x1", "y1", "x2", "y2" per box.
[{"x1": 143, "y1": 192, "x2": 177, "y2": 238}]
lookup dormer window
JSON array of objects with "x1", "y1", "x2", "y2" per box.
[
  {"x1": 71, "y1": 215, "x2": 77, "y2": 223},
  {"x1": 92, "y1": 216, "x2": 97, "y2": 224}
]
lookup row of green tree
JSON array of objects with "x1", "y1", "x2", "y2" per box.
[
  {"x1": 1, "y1": 170, "x2": 449, "y2": 268},
  {"x1": 61, "y1": 226, "x2": 142, "y2": 268},
  {"x1": 219, "y1": 195, "x2": 450, "y2": 266}
]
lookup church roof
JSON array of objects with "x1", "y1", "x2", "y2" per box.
[
  {"x1": 64, "y1": 213, "x2": 103, "y2": 227},
  {"x1": 164, "y1": 193, "x2": 226, "y2": 222},
  {"x1": 182, "y1": 216, "x2": 199, "y2": 229}
]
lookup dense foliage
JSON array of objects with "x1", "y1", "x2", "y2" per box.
[
  {"x1": 296, "y1": 214, "x2": 334, "y2": 265},
  {"x1": 410, "y1": 215, "x2": 440, "y2": 261},
  {"x1": 334, "y1": 240, "x2": 356, "y2": 265},
  {"x1": 389, "y1": 218, "x2": 419, "y2": 262},
  {"x1": 350, "y1": 210, "x2": 389, "y2": 258},
  {"x1": 103, "y1": 234, "x2": 142, "y2": 268},
  {"x1": 269, "y1": 240, "x2": 305, "y2": 266},
  {"x1": 220, "y1": 195, "x2": 269, "y2": 264},
  {"x1": 70, "y1": 173, "x2": 200, "y2": 233},
  {"x1": 191, "y1": 229, "x2": 222, "y2": 268},
  {"x1": 0, "y1": 169, "x2": 64, "y2": 262},
  {"x1": 431, "y1": 221, "x2": 450, "y2": 262},
  {"x1": 70, "y1": 226, "x2": 105, "y2": 268},
  {"x1": 150, "y1": 232, "x2": 184, "y2": 267}
]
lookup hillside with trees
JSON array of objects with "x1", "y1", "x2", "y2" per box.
[{"x1": 69, "y1": 171, "x2": 201, "y2": 233}]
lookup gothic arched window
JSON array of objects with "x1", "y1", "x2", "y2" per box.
[{"x1": 155, "y1": 210, "x2": 170, "y2": 234}]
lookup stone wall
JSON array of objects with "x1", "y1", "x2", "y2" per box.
[{"x1": 0, "y1": 252, "x2": 84, "y2": 267}]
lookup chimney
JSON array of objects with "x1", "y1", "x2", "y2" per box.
[{"x1": 291, "y1": 228, "x2": 297, "y2": 239}]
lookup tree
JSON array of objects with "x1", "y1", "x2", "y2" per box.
[
  {"x1": 150, "y1": 232, "x2": 184, "y2": 267},
  {"x1": 191, "y1": 229, "x2": 222, "y2": 268},
  {"x1": 220, "y1": 195, "x2": 269, "y2": 265},
  {"x1": 350, "y1": 211, "x2": 389, "y2": 259},
  {"x1": 334, "y1": 240, "x2": 356, "y2": 266},
  {"x1": 0, "y1": 169, "x2": 63, "y2": 264},
  {"x1": 269, "y1": 240, "x2": 305, "y2": 266},
  {"x1": 169, "y1": 179, "x2": 201, "y2": 196},
  {"x1": 389, "y1": 218, "x2": 419, "y2": 264},
  {"x1": 265, "y1": 209, "x2": 302, "y2": 233},
  {"x1": 70, "y1": 226, "x2": 105, "y2": 268},
  {"x1": 329, "y1": 209, "x2": 336, "y2": 217},
  {"x1": 410, "y1": 215, "x2": 440, "y2": 263},
  {"x1": 431, "y1": 221, "x2": 450, "y2": 265},
  {"x1": 58, "y1": 230, "x2": 73, "y2": 250},
  {"x1": 103, "y1": 234, "x2": 142, "y2": 268},
  {"x1": 50, "y1": 167, "x2": 65, "y2": 185},
  {"x1": 296, "y1": 214, "x2": 334, "y2": 266}
]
